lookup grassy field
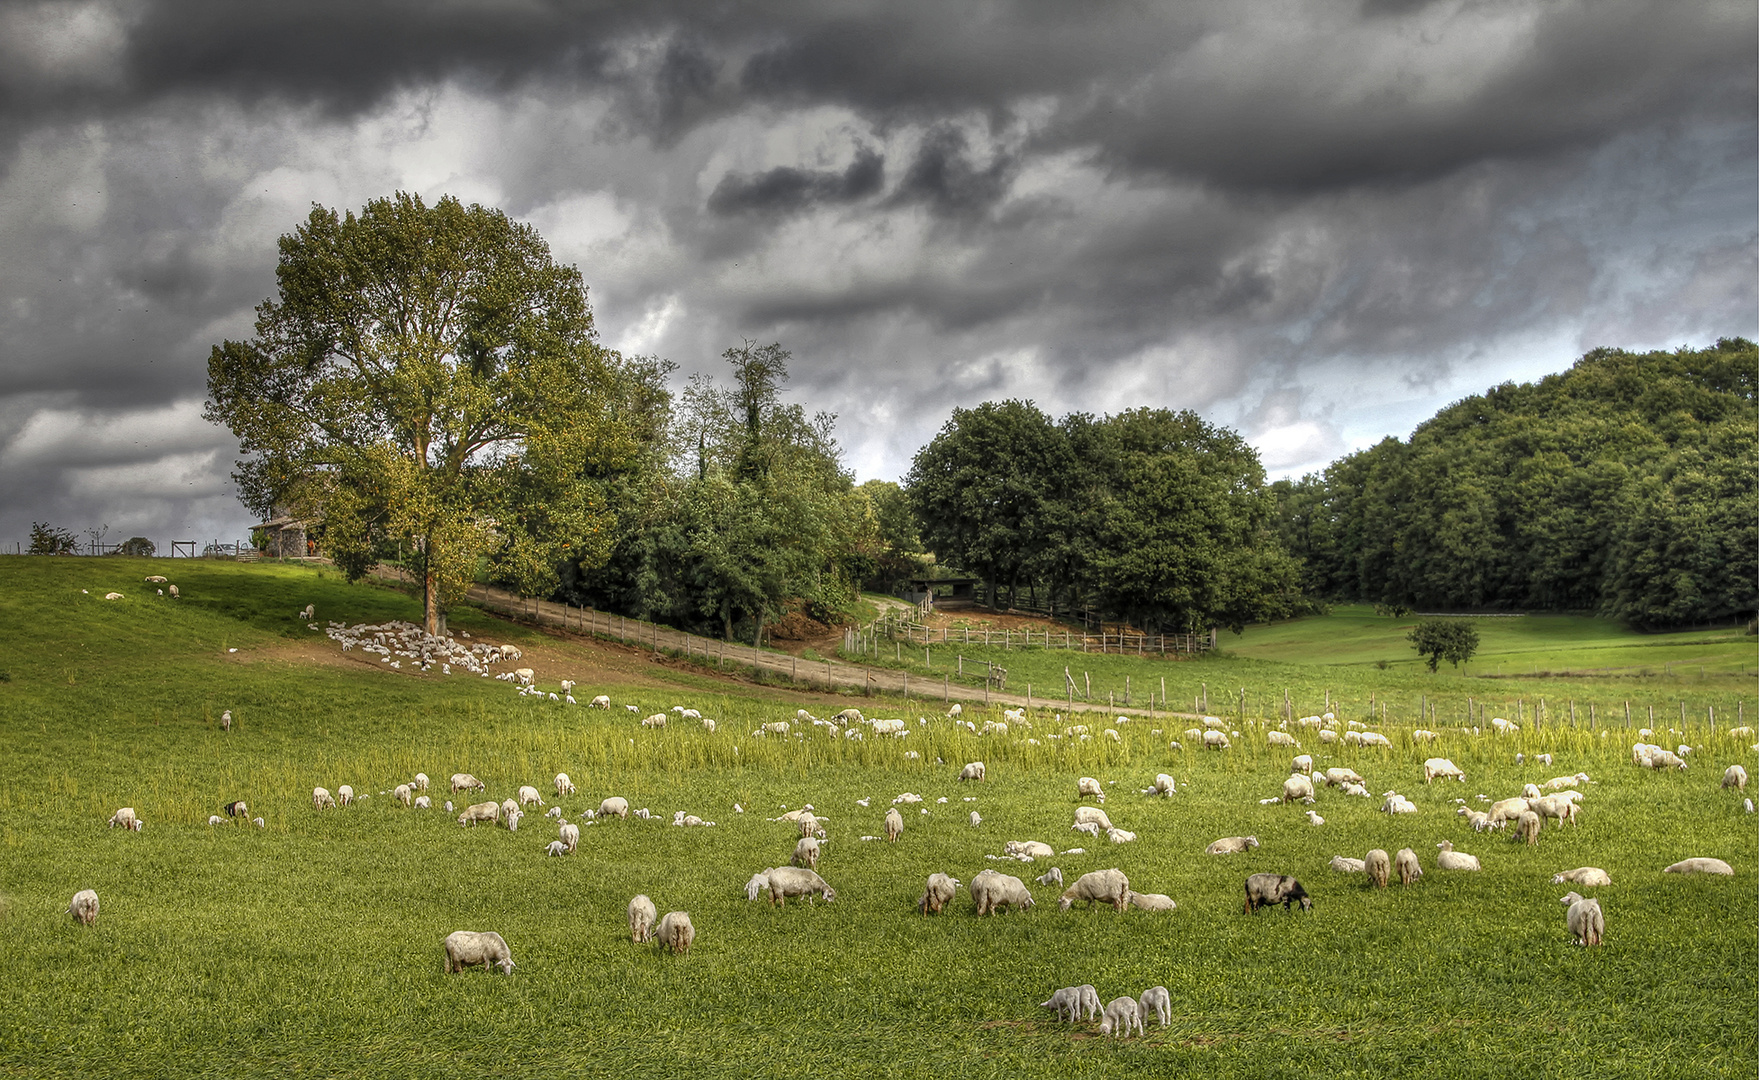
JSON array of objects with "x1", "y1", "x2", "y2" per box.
[{"x1": 1, "y1": 558, "x2": 1753, "y2": 1078}]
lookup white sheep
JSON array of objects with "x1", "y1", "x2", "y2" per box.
[
  {"x1": 393, "y1": 784, "x2": 412, "y2": 807},
  {"x1": 1139, "y1": 985, "x2": 1172, "y2": 1027},
  {"x1": 450, "y1": 773, "x2": 486, "y2": 794},
  {"x1": 516, "y1": 785, "x2": 544, "y2": 808},
  {"x1": 917, "y1": 872, "x2": 959, "y2": 915},
  {"x1": 1072, "y1": 806, "x2": 1114, "y2": 831},
  {"x1": 1291, "y1": 755, "x2": 1313, "y2": 775},
  {"x1": 792, "y1": 836, "x2": 821, "y2": 870},
  {"x1": 1036, "y1": 867, "x2": 1064, "y2": 888},
  {"x1": 1205, "y1": 835, "x2": 1259, "y2": 855},
  {"x1": 1435, "y1": 840, "x2": 1481, "y2": 871},
  {"x1": 1365, "y1": 848, "x2": 1391, "y2": 888},
  {"x1": 1283, "y1": 774, "x2": 1316, "y2": 803},
  {"x1": 1005, "y1": 840, "x2": 1055, "y2": 859},
  {"x1": 1543, "y1": 773, "x2": 1590, "y2": 791},
  {"x1": 1106, "y1": 827, "x2": 1138, "y2": 844},
  {"x1": 312, "y1": 787, "x2": 336, "y2": 810},
  {"x1": 597, "y1": 797, "x2": 630, "y2": 819},
  {"x1": 654, "y1": 910, "x2": 696, "y2": 954},
  {"x1": 555, "y1": 772, "x2": 576, "y2": 797},
  {"x1": 1330, "y1": 855, "x2": 1366, "y2": 873},
  {"x1": 969, "y1": 811, "x2": 983, "y2": 827},
  {"x1": 628, "y1": 895, "x2": 657, "y2": 942},
  {"x1": 1487, "y1": 797, "x2": 1530, "y2": 828},
  {"x1": 1551, "y1": 867, "x2": 1611, "y2": 887},
  {"x1": 1559, "y1": 891, "x2": 1605, "y2": 946},
  {"x1": 1202, "y1": 729, "x2": 1231, "y2": 750},
  {"x1": 107, "y1": 807, "x2": 141, "y2": 831},
  {"x1": 1722, "y1": 765, "x2": 1748, "y2": 790},
  {"x1": 1040, "y1": 985, "x2": 1099, "y2": 1022},
  {"x1": 1126, "y1": 890, "x2": 1176, "y2": 912},
  {"x1": 1423, "y1": 758, "x2": 1465, "y2": 783},
  {"x1": 589, "y1": 695, "x2": 611, "y2": 709},
  {"x1": 744, "y1": 873, "x2": 771, "y2": 901},
  {"x1": 1153, "y1": 773, "x2": 1177, "y2": 796},
  {"x1": 762, "y1": 866, "x2": 836, "y2": 906},
  {"x1": 559, "y1": 822, "x2": 580, "y2": 853},
  {"x1": 412, "y1": 773, "x2": 430, "y2": 791},
  {"x1": 68, "y1": 889, "x2": 99, "y2": 926},
  {"x1": 1662, "y1": 857, "x2": 1734, "y2": 876},
  {"x1": 969, "y1": 869, "x2": 1035, "y2": 915},
  {"x1": 958, "y1": 761, "x2": 986, "y2": 782},
  {"x1": 644, "y1": 713, "x2": 668, "y2": 729},
  {"x1": 1058, "y1": 868, "x2": 1130, "y2": 912},
  {"x1": 545, "y1": 840, "x2": 568, "y2": 856},
  {"x1": 1381, "y1": 793, "x2": 1417, "y2": 815},
  {"x1": 1305, "y1": 810, "x2": 1325, "y2": 826},
  {"x1": 1395, "y1": 847, "x2": 1423, "y2": 885},
  {"x1": 1517, "y1": 810, "x2": 1542, "y2": 845},
  {"x1": 1267, "y1": 730, "x2": 1299, "y2": 748},
  {"x1": 1323, "y1": 767, "x2": 1364, "y2": 787},
  {"x1": 1532, "y1": 794, "x2": 1579, "y2": 828},
  {"x1": 883, "y1": 807, "x2": 905, "y2": 844},
  {"x1": 414, "y1": 796, "x2": 431, "y2": 810},
  {"x1": 1098, "y1": 996, "x2": 1144, "y2": 1037},
  {"x1": 443, "y1": 930, "x2": 514, "y2": 974},
  {"x1": 336, "y1": 785, "x2": 355, "y2": 808},
  {"x1": 457, "y1": 801, "x2": 499, "y2": 827}
]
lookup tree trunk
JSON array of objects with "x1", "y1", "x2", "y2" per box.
[
  {"x1": 423, "y1": 568, "x2": 444, "y2": 638},
  {"x1": 722, "y1": 600, "x2": 734, "y2": 643}
]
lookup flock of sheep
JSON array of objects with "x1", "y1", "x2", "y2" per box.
[{"x1": 68, "y1": 651, "x2": 1751, "y2": 1034}]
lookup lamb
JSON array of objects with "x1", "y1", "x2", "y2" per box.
[
  {"x1": 1423, "y1": 758, "x2": 1465, "y2": 783},
  {"x1": 1107, "y1": 827, "x2": 1138, "y2": 844},
  {"x1": 1329, "y1": 855, "x2": 1366, "y2": 873},
  {"x1": 597, "y1": 797, "x2": 630, "y2": 819},
  {"x1": 1435, "y1": 841, "x2": 1481, "y2": 870},
  {"x1": 1395, "y1": 848, "x2": 1423, "y2": 885},
  {"x1": 917, "y1": 872, "x2": 959, "y2": 914},
  {"x1": 763, "y1": 865, "x2": 836, "y2": 906},
  {"x1": 207, "y1": 814, "x2": 227, "y2": 826},
  {"x1": 1456, "y1": 808, "x2": 1492, "y2": 832},
  {"x1": 1072, "y1": 821, "x2": 1101, "y2": 838},
  {"x1": 1072, "y1": 806, "x2": 1114, "y2": 831},
  {"x1": 559, "y1": 822, "x2": 580, "y2": 853},
  {"x1": 1205, "y1": 835, "x2": 1259, "y2": 855},
  {"x1": 545, "y1": 840, "x2": 568, "y2": 856},
  {"x1": 1291, "y1": 754, "x2": 1313, "y2": 775},
  {"x1": 1040, "y1": 985, "x2": 1099, "y2": 1023},
  {"x1": 1323, "y1": 767, "x2": 1364, "y2": 787},
  {"x1": 1517, "y1": 810, "x2": 1542, "y2": 845},
  {"x1": 792, "y1": 837, "x2": 820, "y2": 870},
  {"x1": 1126, "y1": 890, "x2": 1177, "y2": 912},
  {"x1": 554, "y1": 773, "x2": 576, "y2": 797},
  {"x1": 457, "y1": 801, "x2": 500, "y2": 826},
  {"x1": 337, "y1": 785, "x2": 355, "y2": 808},
  {"x1": 1035, "y1": 867, "x2": 1064, "y2": 888},
  {"x1": 414, "y1": 796, "x2": 431, "y2": 810},
  {"x1": 744, "y1": 873, "x2": 771, "y2": 902},
  {"x1": 1559, "y1": 892, "x2": 1605, "y2": 946},
  {"x1": 884, "y1": 807, "x2": 904, "y2": 843},
  {"x1": 1058, "y1": 868, "x2": 1130, "y2": 912},
  {"x1": 1005, "y1": 840, "x2": 1056, "y2": 859},
  {"x1": 1098, "y1": 996, "x2": 1144, "y2": 1037},
  {"x1": 627, "y1": 894, "x2": 657, "y2": 942},
  {"x1": 68, "y1": 889, "x2": 99, "y2": 926},
  {"x1": 1283, "y1": 774, "x2": 1316, "y2": 803},
  {"x1": 1723, "y1": 765, "x2": 1748, "y2": 790},
  {"x1": 312, "y1": 787, "x2": 336, "y2": 810},
  {"x1": 1551, "y1": 867, "x2": 1611, "y2": 887},
  {"x1": 443, "y1": 930, "x2": 514, "y2": 974},
  {"x1": 1077, "y1": 776, "x2": 1105, "y2": 802},
  {"x1": 1522, "y1": 782, "x2": 1543, "y2": 800},
  {"x1": 1365, "y1": 848, "x2": 1391, "y2": 888},
  {"x1": 1139, "y1": 985, "x2": 1172, "y2": 1028},
  {"x1": 107, "y1": 807, "x2": 141, "y2": 831},
  {"x1": 654, "y1": 910, "x2": 695, "y2": 954},
  {"x1": 958, "y1": 761, "x2": 986, "y2": 782},
  {"x1": 970, "y1": 869, "x2": 1035, "y2": 915},
  {"x1": 1245, "y1": 873, "x2": 1313, "y2": 913},
  {"x1": 1662, "y1": 857, "x2": 1734, "y2": 876},
  {"x1": 1381, "y1": 792, "x2": 1417, "y2": 815},
  {"x1": 517, "y1": 785, "x2": 545, "y2": 808},
  {"x1": 450, "y1": 773, "x2": 486, "y2": 794}
]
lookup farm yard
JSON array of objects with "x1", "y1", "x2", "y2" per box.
[{"x1": 1, "y1": 558, "x2": 1754, "y2": 1078}]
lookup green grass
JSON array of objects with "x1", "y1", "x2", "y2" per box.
[{"x1": 0, "y1": 558, "x2": 1754, "y2": 1078}]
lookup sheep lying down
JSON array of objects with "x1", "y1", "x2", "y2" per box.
[{"x1": 1662, "y1": 857, "x2": 1734, "y2": 876}]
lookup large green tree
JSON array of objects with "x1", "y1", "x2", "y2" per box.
[{"x1": 205, "y1": 192, "x2": 639, "y2": 635}]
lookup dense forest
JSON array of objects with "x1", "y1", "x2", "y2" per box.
[{"x1": 1270, "y1": 338, "x2": 1758, "y2": 628}]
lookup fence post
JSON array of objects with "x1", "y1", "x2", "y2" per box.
[{"x1": 1126, "y1": 676, "x2": 1131, "y2": 706}]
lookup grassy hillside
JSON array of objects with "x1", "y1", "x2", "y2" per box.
[{"x1": 0, "y1": 558, "x2": 1753, "y2": 1078}]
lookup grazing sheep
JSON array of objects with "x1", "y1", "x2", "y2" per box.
[
  {"x1": 597, "y1": 797, "x2": 630, "y2": 819},
  {"x1": 1323, "y1": 767, "x2": 1365, "y2": 787},
  {"x1": 545, "y1": 840, "x2": 568, "y2": 856},
  {"x1": 457, "y1": 801, "x2": 499, "y2": 827},
  {"x1": 1723, "y1": 765, "x2": 1748, "y2": 790},
  {"x1": 1152, "y1": 773, "x2": 1177, "y2": 796},
  {"x1": 589, "y1": 695, "x2": 611, "y2": 709},
  {"x1": 1006, "y1": 840, "x2": 1057, "y2": 859},
  {"x1": 167, "y1": 584, "x2": 179, "y2": 598},
  {"x1": 414, "y1": 796, "x2": 431, "y2": 810},
  {"x1": 792, "y1": 837, "x2": 821, "y2": 870},
  {"x1": 393, "y1": 785, "x2": 412, "y2": 807},
  {"x1": 644, "y1": 713, "x2": 668, "y2": 729},
  {"x1": 1291, "y1": 755, "x2": 1313, "y2": 775},
  {"x1": 1040, "y1": 985, "x2": 1096, "y2": 1023},
  {"x1": 763, "y1": 866, "x2": 836, "y2": 906},
  {"x1": 443, "y1": 930, "x2": 514, "y2": 974},
  {"x1": 1036, "y1": 867, "x2": 1064, "y2": 888},
  {"x1": 1139, "y1": 985, "x2": 1172, "y2": 1027},
  {"x1": 1487, "y1": 797, "x2": 1530, "y2": 829},
  {"x1": 554, "y1": 773, "x2": 576, "y2": 797},
  {"x1": 1395, "y1": 848, "x2": 1423, "y2": 885},
  {"x1": 970, "y1": 869, "x2": 1035, "y2": 915},
  {"x1": 1202, "y1": 730, "x2": 1232, "y2": 750},
  {"x1": 969, "y1": 811, "x2": 983, "y2": 827},
  {"x1": 627, "y1": 895, "x2": 657, "y2": 943},
  {"x1": 1423, "y1": 758, "x2": 1465, "y2": 783},
  {"x1": 559, "y1": 822, "x2": 580, "y2": 853},
  {"x1": 1267, "y1": 730, "x2": 1299, "y2": 748},
  {"x1": 312, "y1": 787, "x2": 336, "y2": 810},
  {"x1": 1532, "y1": 794, "x2": 1580, "y2": 828},
  {"x1": 1551, "y1": 867, "x2": 1611, "y2": 887},
  {"x1": 1662, "y1": 857, "x2": 1734, "y2": 876},
  {"x1": 1206, "y1": 835, "x2": 1259, "y2": 855},
  {"x1": 1283, "y1": 774, "x2": 1316, "y2": 803},
  {"x1": 412, "y1": 773, "x2": 430, "y2": 792},
  {"x1": 1098, "y1": 996, "x2": 1144, "y2": 1037},
  {"x1": 253, "y1": 817, "x2": 265, "y2": 828},
  {"x1": 337, "y1": 785, "x2": 355, "y2": 808},
  {"x1": 1058, "y1": 868, "x2": 1130, "y2": 912},
  {"x1": 654, "y1": 911, "x2": 695, "y2": 954},
  {"x1": 1517, "y1": 810, "x2": 1542, "y2": 845},
  {"x1": 107, "y1": 807, "x2": 141, "y2": 831},
  {"x1": 499, "y1": 799, "x2": 520, "y2": 821},
  {"x1": 1072, "y1": 806, "x2": 1114, "y2": 831},
  {"x1": 884, "y1": 807, "x2": 904, "y2": 843},
  {"x1": 450, "y1": 773, "x2": 485, "y2": 794},
  {"x1": 917, "y1": 872, "x2": 959, "y2": 914},
  {"x1": 68, "y1": 889, "x2": 99, "y2": 927},
  {"x1": 958, "y1": 761, "x2": 986, "y2": 782},
  {"x1": 1076, "y1": 776, "x2": 1105, "y2": 802},
  {"x1": 1365, "y1": 849, "x2": 1391, "y2": 888},
  {"x1": 1522, "y1": 782, "x2": 1544, "y2": 800},
  {"x1": 1434, "y1": 841, "x2": 1481, "y2": 871},
  {"x1": 1244, "y1": 873, "x2": 1312, "y2": 913},
  {"x1": 1126, "y1": 890, "x2": 1177, "y2": 912},
  {"x1": 516, "y1": 785, "x2": 544, "y2": 808},
  {"x1": 1559, "y1": 892, "x2": 1605, "y2": 946},
  {"x1": 207, "y1": 814, "x2": 226, "y2": 826},
  {"x1": 1330, "y1": 855, "x2": 1366, "y2": 873},
  {"x1": 744, "y1": 873, "x2": 770, "y2": 902},
  {"x1": 797, "y1": 813, "x2": 823, "y2": 839}
]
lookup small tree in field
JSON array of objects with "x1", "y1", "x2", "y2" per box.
[
  {"x1": 1408, "y1": 618, "x2": 1480, "y2": 672},
  {"x1": 29, "y1": 522, "x2": 79, "y2": 555}
]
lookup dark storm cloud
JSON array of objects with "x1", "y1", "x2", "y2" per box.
[
  {"x1": 886, "y1": 126, "x2": 1014, "y2": 219},
  {"x1": 707, "y1": 147, "x2": 884, "y2": 216}
]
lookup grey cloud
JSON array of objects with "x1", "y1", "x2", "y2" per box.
[
  {"x1": 707, "y1": 147, "x2": 883, "y2": 216},
  {"x1": 887, "y1": 126, "x2": 1014, "y2": 219}
]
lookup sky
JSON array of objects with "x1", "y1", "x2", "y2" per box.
[{"x1": 1, "y1": 0, "x2": 1753, "y2": 551}]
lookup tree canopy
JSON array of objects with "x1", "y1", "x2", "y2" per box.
[
  {"x1": 1407, "y1": 618, "x2": 1480, "y2": 672},
  {"x1": 205, "y1": 192, "x2": 642, "y2": 635}
]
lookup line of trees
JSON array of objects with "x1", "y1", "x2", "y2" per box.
[{"x1": 1271, "y1": 339, "x2": 1758, "y2": 628}]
